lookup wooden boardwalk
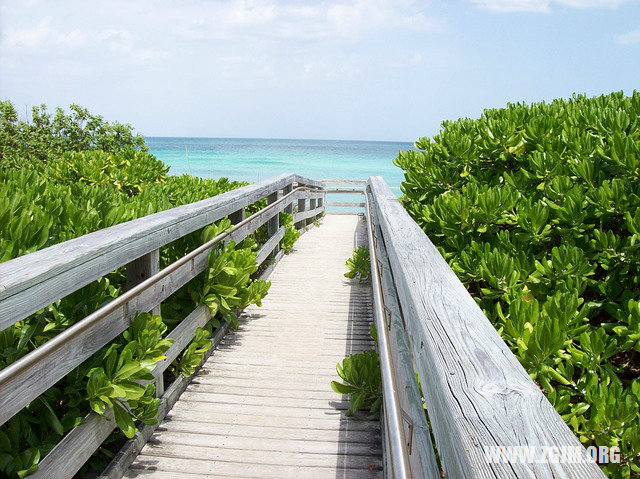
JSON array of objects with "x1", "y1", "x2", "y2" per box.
[{"x1": 125, "y1": 215, "x2": 382, "y2": 479}]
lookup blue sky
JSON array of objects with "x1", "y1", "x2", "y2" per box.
[{"x1": 1, "y1": 0, "x2": 639, "y2": 141}]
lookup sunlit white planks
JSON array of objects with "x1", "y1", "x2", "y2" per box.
[{"x1": 125, "y1": 215, "x2": 382, "y2": 479}]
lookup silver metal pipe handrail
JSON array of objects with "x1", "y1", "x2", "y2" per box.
[
  {"x1": 364, "y1": 186, "x2": 412, "y2": 479},
  {"x1": 0, "y1": 186, "x2": 319, "y2": 388}
]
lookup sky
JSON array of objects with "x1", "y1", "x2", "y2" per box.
[{"x1": 0, "y1": 0, "x2": 639, "y2": 142}]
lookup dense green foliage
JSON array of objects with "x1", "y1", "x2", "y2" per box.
[
  {"x1": 395, "y1": 91, "x2": 640, "y2": 477},
  {"x1": 0, "y1": 101, "x2": 146, "y2": 167},
  {"x1": 331, "y1": 350, "x2": 382, "y2": 416},
  {"x1": 0, "y1": 101, "x2": 272, "y2": 477},
  {"x1": 280, "y1": 213, "x2": 300, "y2": 253},
  {"x1": 344, "y1": 246, "x2": 371, "y2": 281}
]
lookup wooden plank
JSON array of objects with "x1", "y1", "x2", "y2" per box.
[
  {"x1": 185, "y1": 382, "x2": 347, "y2": 401},
  {"x1": 128, "y1": 456, "x2": 382, "y2": 479},
  {"x1": 368, "y1": 176, "x2": 605, "y2": 478},
  {"x1": 34, "y1": 318, "x2": 232, "y2": 479},
  {"x1": 176, "y1": 391, "x2": 350, "y2": 410},
  {"x1": 307, "y1": 198, "x2": 317, "y2": 226},
  {"x1": 326, "y1": 202, "x2": 365, "y2": 207},
  {"x1": 320, "y1": 179, "x2": 367, "y2": 185},
  {"x1": 293, "y1": 206, "x2": 325, "y2": 224},
  {"x1": 135, "y1": 443, "x2": 382, "y2": 469},
  {"x1": 370, "y1": 205, "x2": 440, "y2": 478},
  {"x1": 100, "y1": 236, "x2": 289, "y2": 479},
  {"x1": 323, "y1": 188, "x2": 364, "y2": 194},
  {"x1": 302, "y1": 191, "x2": 324, "y2": 200},
  {"x1": 256, "y1": 249, "x2": 284, "y2": 281},
  {"x1": 256, "y1": 226, "x2": 285, "y2": 266},
  {"x1": 283, "y1": 185, "x2": 293, "y2": 215},
  {"x1": 31, "y1": 410, "x2": 116, "y2": 479},
  {"x1": 228, "y1": 207, "x2": 246, "y2": 225},
  {"x1": 97, "y1": 322, "x2": 231, "y2": 479},
  {"x1": 150, "y1": 305, "x2": 211, "y2": 378},
  {"x1": 126, "y1": 249, "x2": 162, "y2": 395},
  {"x1": 295, "y1": 196, "x2": 306, "y2": 229},
  {"x1": 266, "y1": 191, "x2": 280, "y2": 259},
  {"x1": 125, "y1": 215, "x2": 381, "y2": 478},
  {"x1": 0, "y1": 174, "x2": 319, "y2": 328},
  {"x1": 165, "y1": 409, "x2": 380, "y2": 432},
  {"x1": 143, "y1": 430, "x2": 381, "y2": 455},
  {"x1": 154, "y1": 418, "x2": 380, "y2": 443},
  {"x1": 0, "y1": 195, "x2": 297, "y2": 427}
]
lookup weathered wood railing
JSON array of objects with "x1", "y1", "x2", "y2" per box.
[
  {"x1": 366, "y1": 176, "x2": 606, "y2": 478},
  {"x1": 321, "y1": 179, "x2": 366, "y2": 213},
  {"x1": 0, "y1": 173, "x2": 325, "y2": 478}
]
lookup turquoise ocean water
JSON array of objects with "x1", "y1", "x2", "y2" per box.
[{"x1": 145, "y1": 137, "x2": 412, "y2": 195}]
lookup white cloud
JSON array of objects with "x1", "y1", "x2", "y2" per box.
[
  {"x1": 172, "y1": 0, "x2": 439, "y2": 43},
  {"x1": 1, "y1": 14, "x2": 168, "y2": 63},
  {"x1": 557, "y1": 0, "x2": 629, "y2": 7},
  {"x1": 4, "y1": 17, "x2": 54, "y2": 48},
  {"x1": 470, "y1": 0, "x2": 551, "y2": 12},
  {"x1": 470, "y1": 0, "x2": 630, "y2": 12},
  {"x1": 615, "y1": 25, "x2": 640, "y2": 44}
]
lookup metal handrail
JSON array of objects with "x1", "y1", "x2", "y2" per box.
[
  {"x1": 0, "y1": 186, "x2": 319, "y2": 389},
  {"x1": 365, "y1": 185, "x2": 412, "y2": 479}
]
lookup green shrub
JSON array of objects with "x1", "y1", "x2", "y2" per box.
[
  {"x1": 395, "y1": 91, "x2": 640, "y2": 477},
  {"x1": 331, "y1": 350, "x2": 382, "y2": 416},
  {"x1": 280, "y1": 212, "x2": 300, "y2": 253},
  {"x1": 0, "y1": 100, "x2": 266, "y2": 477},
  {"x1": 344, "y1": 246, "x2": 371, "y2": 281},
  {"x1": 0, "y1": 101, "x2": 146, "y2": 167}
]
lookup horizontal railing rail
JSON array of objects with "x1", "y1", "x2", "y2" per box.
[
  {"x1": 321, "y1": 179, "x2": 365, "y2": 214},
  {"x1": 0, "y1": 174, "x2": 325, "y2": 478},
  {"x1": 367, "y1": 176, "x2": 606, "y2": 478},
  {"x1": 0, "y1": 173, "x2": 322, "y2": 329},
  {"x1": 364, "y1": 189, "x2": 413, "y2": 479}
]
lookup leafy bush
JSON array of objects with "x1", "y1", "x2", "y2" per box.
[
  {"x1": 0, "y1": 101, "x2": 146, "y2": 167},
  {"x1": 195, "y1": 219, "x2": 271, "y2": 330},
  {"x1": 331, "y1": 350, "x2": 382, "y2": 416},
  {"x1": 395, "y1": 91, "x2": 640, "y2": 477},
  {"x1": 0, "y1": 100, "x2": 271, "y2": 477},
  {"x1": 344, "y1": 246, "x2": 371, "y2": 281},
  {"x1": 280, "y1": 213, "x2": 300, "y2": 253}
]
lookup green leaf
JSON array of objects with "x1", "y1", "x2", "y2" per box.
[{"x1": 113, "y1": 403, "x2": 136, "y2": 439}]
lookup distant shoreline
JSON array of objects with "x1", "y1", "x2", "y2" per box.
[{"x1": 144, "y1": 135, "x2": 415, "y2": 145}]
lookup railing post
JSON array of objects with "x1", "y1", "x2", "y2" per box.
[
  {"x1": 228, "y1": 207, "x2": 245, "y2": 225},
  {"x1": 267, "y1": 191, "x2": 280, "y2": 258},
  {"x1": 296, "y1": 196, "x2": 306, "y2": 230},
  {"x1": 283, "y1": 184, "x2": 293, "y2": 215},
  {"x1": 125, "y1": 249, "x2": 164, "y2": 396},
  {"x1": 307, "y1": 198, "x2": 317, "y2": 226}
]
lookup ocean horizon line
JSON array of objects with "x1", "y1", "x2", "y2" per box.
[{"x1": 144, "y1": 135, "x2": 416, "y2": 145}]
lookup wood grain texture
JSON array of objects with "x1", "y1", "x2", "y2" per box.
[
  {"x1": 324, "y1": 188, "x2": 365, "y2": 194},
  {"x1": 256, "y1": 226, "x2": 285, "y2": 266},
  {"x1": 266, "y1": 192, "x2": 280, "y2": 259},
  {"x1": 369, "y1": 204, "x2": 440, "y2": 479},
  {"x1": 32, "y1": 410, "x2": 116, "y2": 479},
  {"x1": 368, "y1": 176, "x2": 606, "y2": 479},
  {"x1": 321, "y1": 179, "x2": 367, "y2": 185},
  {"x1": 327, "y1": 202, "x2": 366, "y2": 207},
  {"x1": 127, "y1": 215, "x2": 383, "y2": 479},
  {"x1": 0, "y1": 195, "x2": 297, "y2": 427},
  {"x1": 98, "y1": 322, "x2": 232, "y2": 479},
  {"x1": 0, "y1": 174, "x2": 319, "y2": 328},
  {"x1": 293, "y1": 206, "x2": 325, "y2": 224},
  {"x1": 98, "y1": 219, "x2": 291, "y2": 479}
]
